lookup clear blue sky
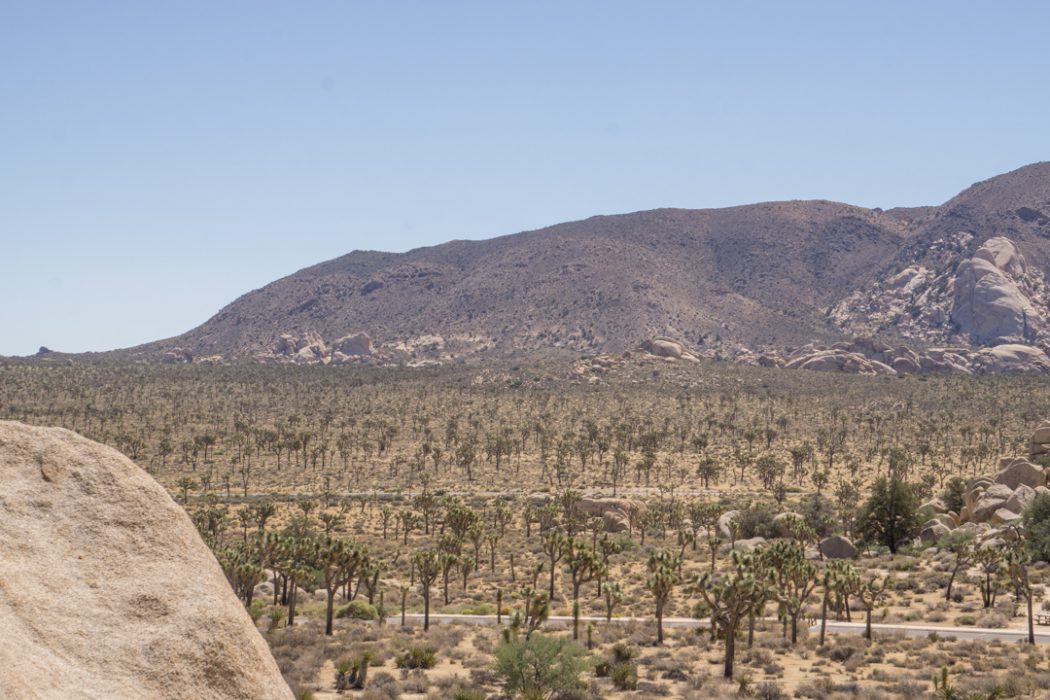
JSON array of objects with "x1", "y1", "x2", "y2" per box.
[{"x1": 3, "y1": 2, "x2": 1050, "y2": 356}]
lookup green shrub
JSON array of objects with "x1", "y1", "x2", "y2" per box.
[
  {"x1": 610, "y1": 662, "x2": 638, "y2": 690},
  {"x1": 492, "y1": 633, "x2": 591, "y2": 699},
  {"x1": 336, "y1": 599, "x2": 378, "y2": 620},
  {"x1": 610, "y1": 642, "x2": 635, "y2": 664},
  {"x1": 1025, "y1": 492, "x2": 1050, "y2": 562},
  {"x1": 247, "y1": 598, "x2": 267, "y2": 623},
  {"x1": 941, "y1": 477, "x2": 967, "y2": 515},
  {"x1": 395, "y1": 642, "x2": 438, "y2": 670}
]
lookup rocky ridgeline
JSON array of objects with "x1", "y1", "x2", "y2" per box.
[
  {"x1": 918, "y1": 422, "x2": 1050, "y2": 548},
  {"x1": 0, "y1": 421, "x2": 292, "y2": 699},
  {"x1": 833, "y1": 235, "x2": 1050, "y2": 348}
]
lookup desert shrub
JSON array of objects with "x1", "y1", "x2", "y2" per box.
[
  {"x1": 395, "y1": 642, "x2": 438, "y2": 670},
  {"x1": 799, "y1": 493, "x2": 837, "y2": 537},
  {"x1": 610, "y1": 642, "x2": 636, "y2": 664},
  {"x1": 941, "y1": 476, "x2": 967, "y2": 515},
  {"x1": 755, "y1": 681, "x2": 786, "y2": 700},
  {"x1": 857, "y1": 477, "x2": 920, "y2": 553},
  {"x1": 1025, "y1": 492, "x2": 1050, "y2": 562},
  {"x1": 736, "y1": 503, "x2": 780, "y2": 539},
  {"x1": 361, "y1": 671, "x2": 401, "y2": 700},
  {"x1": 337, "y1": 599, "x2": 378, "y2": 620},
  {"x1": 492, "y1": 633, "x2": 591, "y2": 699},
  {"x1": 976, "y1": 612, "x2": 1009, "y2": 628},
  {"x1": 610, "y1": 662, "x2": 638, "y2": 690},
  {"x1": 452, "y1": 689, "x2": 486, "y2": 700},
  {"x1": 247, "y1": 598, "x2": 267, "y2": 623}
]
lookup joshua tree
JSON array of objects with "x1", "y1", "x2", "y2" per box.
[
  {"x1": 697, "y1": 550, "x2": 768, "y2": 679},
  {"x1": 541, "y1": 528, "x2": 568, "y2": 601},
  {"x1": 974, "y1": 546, "x2": 1004, "y2": 609},
  {"x1": 819, "y1": 560, "x2": 858, "y2": 647},
  {"x1": 857, "y1": 575, "x2": 891, "y2": 640},
  {"x1": 274, "y1": 533, "x2": 314, "y2": 627},
  {"x1": 938, "y1": 530, "x2": 975, "y2": 602},
  {"x1": 602, "y1": 580, "x2": 623, "y2": 623},
  {"x1": 318, "y1": 511, "x2": 341, "y2": 535},
  {"x1": 177, "y1": 476, "x2": 196, "y2": 504},
  {"x1": 1004, "y1": 533, "x2": 1036, "y2": 644},
  {"x1": 438, "y1": 534, "x2": 461, "y2": 605},
  {"x1": 380, "y1": 505, "x2": 392, "y2": 539},
  {"x1": 413, "y1": 548, "x2": 441, "y2": 631},
  {"x1": 316, "y1": 536, "x2": 364, "y2": 635},
  {"x1": 762, "y1": 540, "x2": 818, "y2": 644},
  {"x1": 251, "y1": 500, "x2": 277, "y2": 532},
  {"x1": 646, "y1": 549, "x2": 681, "y2": 644},
  {"x1": 513, "y1": 585, "x2": 550, "y2": 640}
]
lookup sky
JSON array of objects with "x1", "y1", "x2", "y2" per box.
[{"x1": 3, "y1": 2, "x2": 1050, "y2": 356}]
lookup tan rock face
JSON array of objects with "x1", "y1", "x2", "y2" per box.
[
  {"x1": 994, "y1": 459, "x2": 1045, "y2": 490},
  {"x1": 952, "y1": 238, "x2": 1044, "y2": 345},
  {"x1": 332, "y1": 332, "x2": 375, "y2": 358},
  {"x1": 0, "y1": 421, "x2": 293, "y2": 700}
]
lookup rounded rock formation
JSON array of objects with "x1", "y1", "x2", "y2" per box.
[{"x1": 0, "y1": 421, "x2": 293, "y2": 700}]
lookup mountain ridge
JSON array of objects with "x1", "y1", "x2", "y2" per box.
[{"x1": 35, "y1": 162, "x2": 1050, "y2": 371}]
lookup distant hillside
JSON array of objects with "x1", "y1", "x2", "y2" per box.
[{"x1": 95, "y1": 162, "x2": 1050, "y2": 366}]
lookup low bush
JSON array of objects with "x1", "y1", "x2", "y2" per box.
[
  {"x1": 395, "y1": 642, "x2": 438, "y2": 670},
  {"x1": 336, "y1": 600, "x2": 378, "y2": 620}
]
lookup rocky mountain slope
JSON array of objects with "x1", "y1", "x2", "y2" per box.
[
  {"x1": 97, "y1": 162, "x2": 1050, "y2": 370},
  {"x1": 0, "y1": 421, "x2": 293, "y2": 700}
]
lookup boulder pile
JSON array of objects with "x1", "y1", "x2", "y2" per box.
[
  {"x1": 574, "y1": 497, "x2": 647, "y2": 533},
  {"x1": 918, "y1": 424, "x2": 1050, "y2": 547},
  {"x1": 745, "y1": 337, "x2": 1050, "y2": 376}
]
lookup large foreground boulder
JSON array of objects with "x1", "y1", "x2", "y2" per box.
[{"x1": 0, "y1": 421, "x2": 293, "y2": 700}]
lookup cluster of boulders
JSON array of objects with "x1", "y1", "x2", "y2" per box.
[
  {"x1": 714, "y1": 510, "x2": 858, "y2": 559},
  {"x1": 574, "y1": 497, "x2": 646, "y2": 533},
  {"x1": 831, "y1": 235, "x2": 1050, "y2": 349},
  {"x1": 918, "y1": 423, "x2": 1050, "y2": 546},
  {"x1": 740, "y1": 337, "x2": 1050, "y2": 376}
]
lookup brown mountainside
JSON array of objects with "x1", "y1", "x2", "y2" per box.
[{"x1": 116, "y1": 163, "x2": 1050, "y2": 364}]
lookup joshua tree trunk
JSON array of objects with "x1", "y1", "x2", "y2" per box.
[
  {"x1": 287, "y1": 581, "x2": 298, "y2": 627},
  {"x1": 723, "y1": 618, "x2": 736, "y2": 678},
  {"x1": 819, "y1": 592, "x2": 828, "y2": 646},
  {"x1": 325, "y1": 589, "x2": 337, "y2": 635},
  {"x1": 423, "y1": 590, "x2": 431, "y2": 631},
  {"x1": 1028, "y1": 593, "x2": 1035, "y2": 645}
]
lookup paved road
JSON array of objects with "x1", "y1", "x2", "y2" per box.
[{"x1": 396, "y1": 613, "x2": 1049, "y2": 643}]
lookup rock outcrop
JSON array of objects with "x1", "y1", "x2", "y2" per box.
[
  {"x1": 331, "y1": 332, "x2": 374, "y2": 360},
  {"x1": 574, "y1": 497, "x2": 646, "y2": 533},
  {"x1": 640, "y1": 337, "x2": 699, "y2": 362},
  {"x1": 753, "y1": 337, "x2": 1050, "y2": 376},
  {"x1": 951, "y1": 237, "x2": 1044, "y2": 345},
  {"x1": 0, "y1": 421, "x2": 293, "y2": 700},
  {"x1": 818, "y1": 535, "x2": 858, "y2": 559}
]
